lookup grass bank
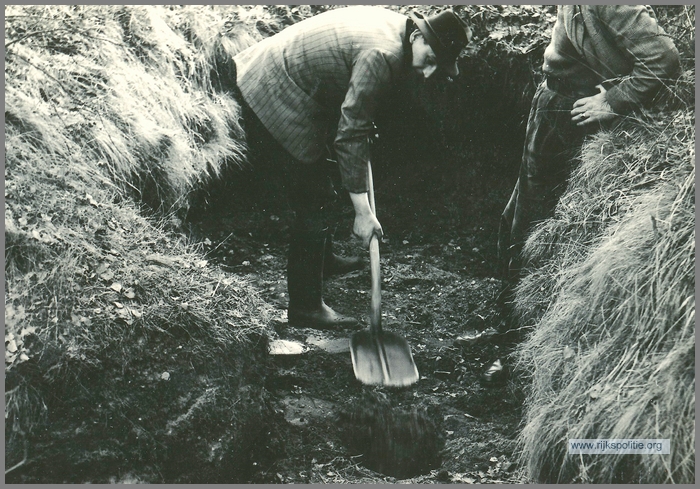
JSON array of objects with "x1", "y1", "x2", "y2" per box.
[
  {"x1": 4, "y1": 5, "x2": 301, "y2": 482},
  {"x1": 513, "y1": 5, "x2": 695, "y2": 483},
  {"x1": 5, "y1": 4, "x2": 693, "y2": 484}
]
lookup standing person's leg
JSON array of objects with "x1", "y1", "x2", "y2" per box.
[
  {"x1": 501, "y1": 83, "x2": 585, "y2": 306},
  {"x1": 285, "y1": 159, "x2": 359, "y2": 329},
  {"x1": 496, "y1": 84, "x2": 549, "y2": 334},
  {"x1": 320, "y1": 158, "x2": 366, "y2": 279},
  {"x1": 232, "y1": 84, "x2": 357, "y2": 329},
  {"x1": 323, "y1": 236, "x2": 366, "y2": 278},
  {"x1": 486, "y1": 83, "x2": 585, "y2": 383}
]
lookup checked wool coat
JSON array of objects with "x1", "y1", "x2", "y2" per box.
[{"x1": 233, "y1": 7, "x2": 412, "y2": 193}]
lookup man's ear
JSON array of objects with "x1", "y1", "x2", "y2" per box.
[{"x1": 409, "y1": 29, "x2": 422, "y2": 44}]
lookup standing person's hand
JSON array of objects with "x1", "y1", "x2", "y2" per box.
[
  {"x1": 571, "y1": 85, "x2": 617, "y2": 127},
  {"x1": 349, "y1": 192, "x2": 383, "y2": 249}
]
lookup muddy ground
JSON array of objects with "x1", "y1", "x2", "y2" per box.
[
  {"x1": 4, "y1": 148, "x2": 527, "y2": 484},
  {"x1": 190, "y1": 144, "x2": 527, "y2": 483}
]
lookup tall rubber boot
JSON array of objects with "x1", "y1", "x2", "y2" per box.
[
  {"x1": 287, "y1": 234, "x2": 359, "y2": 329},
  {"x1": 323, "y1": 232, "x2": 366, "y2": 279}
]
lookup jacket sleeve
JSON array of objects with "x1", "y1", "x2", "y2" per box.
[
  {"x1": 593, "y1": 5, "x2": 681, "y2": 114},
  {"x1": 334, "y1": 49, "x2": 401, "y2": 193}
]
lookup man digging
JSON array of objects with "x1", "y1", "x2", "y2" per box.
[
  {"x1": 230, "y1": 7, "x2": 471, "y2": 329},
  {"x1": 485, "y1": 5, "x2": 681, "y2": 383}
]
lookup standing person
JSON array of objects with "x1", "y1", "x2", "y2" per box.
[
  {"x1": 231, "y1": 7, "x2": 472, "y2": 329},
  {"x1": 486, "y1": 5, "x2": 680, "y2": 382}
]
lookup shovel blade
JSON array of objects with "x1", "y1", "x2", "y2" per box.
[{"x1": 350, "y1": 330, "x2": 419, "y2": 387}]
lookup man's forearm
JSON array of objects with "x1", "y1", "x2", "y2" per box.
[
  {"x1": 349, "y1": 191, "x2": 373, "y2": 217},
  {"x1": 335, "y1": 137, "x2": 371, "y2": 193},
  {"x1": 349, "y1": 191, "x2": 382, "y2": 248},
  {"x1": 595, "y1": 5, "x2": 681, "y2": 113}
]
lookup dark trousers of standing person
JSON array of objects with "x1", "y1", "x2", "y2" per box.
[
  {"x1": 497, "y1": 79, "x2": 597, "y2": 337},
  {"x1": 482, "y1": 79, "x2": 597, "y2": 382}
]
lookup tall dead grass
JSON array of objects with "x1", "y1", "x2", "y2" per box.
[
  {"x1": 513, "y1": 65, "x2": 695, "y2": 484},
  {"x1": 4, "y1": 5, "x2": 262, "y2": 214},
  {"x1": 4, "y1": 111, "x2": 278, "y2": 478},
  {"x1": 4, "y1": 5, "x2": 298, "y2": 481}
]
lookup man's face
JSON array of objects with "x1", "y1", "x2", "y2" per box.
[{"x1": 411, "y1": 32, "x2": 438, "y2": 79}]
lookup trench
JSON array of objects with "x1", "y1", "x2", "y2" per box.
[
  {"x1": 184, "y1": 30, "x2": 542, "y2": 479},
  {"x1": 9, "y1": 4, "x2": 690, "y2": 483},
  {"x1": 6, "y1": 64, "x2": 534, "y2": 483},
  {"x1": 189, "y1": 102, "x2": 529, "y2": 481}
]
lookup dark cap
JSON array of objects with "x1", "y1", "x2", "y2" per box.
[{"x1": 409, "y1": 9, "x2": 472, "y2": 77}]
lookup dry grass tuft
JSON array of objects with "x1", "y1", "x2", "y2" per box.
[
  {"x1": 3, "y1": 5, "x2": 339, "y2": 480},
  {"x1": 513, "y1": 74, "x2": 695, "y2": 482},
  {"x1": 3, "y1": 5, "x2": 277, "y2": 214},
  {"x1": 4, "y1": 115, "x2": 277, "y2": 477},
  {"x1": 4, "y1": 5, "x2": 300, "y2": 481}
]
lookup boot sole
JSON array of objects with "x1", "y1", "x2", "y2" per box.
[{"x1": 288, "y1": 316, "x2": 361, "y2": 331}]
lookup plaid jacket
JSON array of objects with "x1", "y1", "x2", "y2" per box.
[
  {"x1": 234, "y1": 7, "x2": 410, "y2": 193},
  {"x1": 544, "y1": 5, "x2": 680, "y2": 114}
]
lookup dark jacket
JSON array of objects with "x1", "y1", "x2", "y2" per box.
[{"x1": 543, "y1": 5, "x2": 681, "y2": 113}]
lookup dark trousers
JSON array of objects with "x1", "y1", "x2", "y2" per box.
[
  {"x1": 242, "y1": 104, "x2": 339, "y2": 239},
  {"x1": 230, "y1": 64, "x2": 343, "y2": 311},
  {"x1": 498, "y1": 80, "x2": 595, "y2": 311}
]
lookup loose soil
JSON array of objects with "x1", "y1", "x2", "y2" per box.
[{"x1": 189, "y1": 145, "x2": 527, "y2": 483}]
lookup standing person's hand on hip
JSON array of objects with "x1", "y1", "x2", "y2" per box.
[{"x1": 571, "y1": 85, "x2": 617, "y2": 127}]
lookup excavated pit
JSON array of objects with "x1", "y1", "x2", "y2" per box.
[{"x1": 337, "y1": 393, "x2": 444, "y2": 478}]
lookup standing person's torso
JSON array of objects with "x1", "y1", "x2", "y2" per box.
[
  {"x1": 543, "y1": 5, "x2": 638, "y2": 87},
  {"x1": 234, "y1": 7, "x2": 408, "y2": 162},
  {"x1": 542, "y1": 5, "x2": 679, "y2": 113}
]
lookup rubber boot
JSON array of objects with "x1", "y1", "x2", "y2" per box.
[
  {"x1": 323, "y1": 233, "x2": 366, "y2": 279},
  {"x1": 287, "y1": 234, "x2": 359, "y2": 329}
]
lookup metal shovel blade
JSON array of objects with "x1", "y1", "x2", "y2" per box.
[
  {"x1": 349, "y1": 160, "x2": 419, "y2": 387},
  {"x1": 350, "y1": 330, "x2": 419, "y2": 387}
]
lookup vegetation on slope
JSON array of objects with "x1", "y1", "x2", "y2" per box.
[
  {"x1": 513, "y1": 5, "x2": 695, "y2": 484},
  {"x1": 5, "y1": 3, "x2": 694, "y2": 484},
  {"x1": 4, "y1": 5, "x2": 296, "y2": 482}
]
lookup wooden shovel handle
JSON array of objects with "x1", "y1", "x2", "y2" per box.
[
  {"x1": 368, "y1": 161, "x2": 381, "y2": 334},
  {"x1": 367, "y1": 161, "x2": 377, "y2": 215}
]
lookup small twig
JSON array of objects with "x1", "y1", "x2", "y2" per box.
[
  {"x1": 211, "y1": 277, "x2": 222, "y2": 297},
  {"x1": 205, "y1": 231, "x2": 236, "y2": 258}
]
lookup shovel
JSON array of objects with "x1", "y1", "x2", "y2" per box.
[{"x1": 350, "y1": 161, "x2": 419, "y2": 387}]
